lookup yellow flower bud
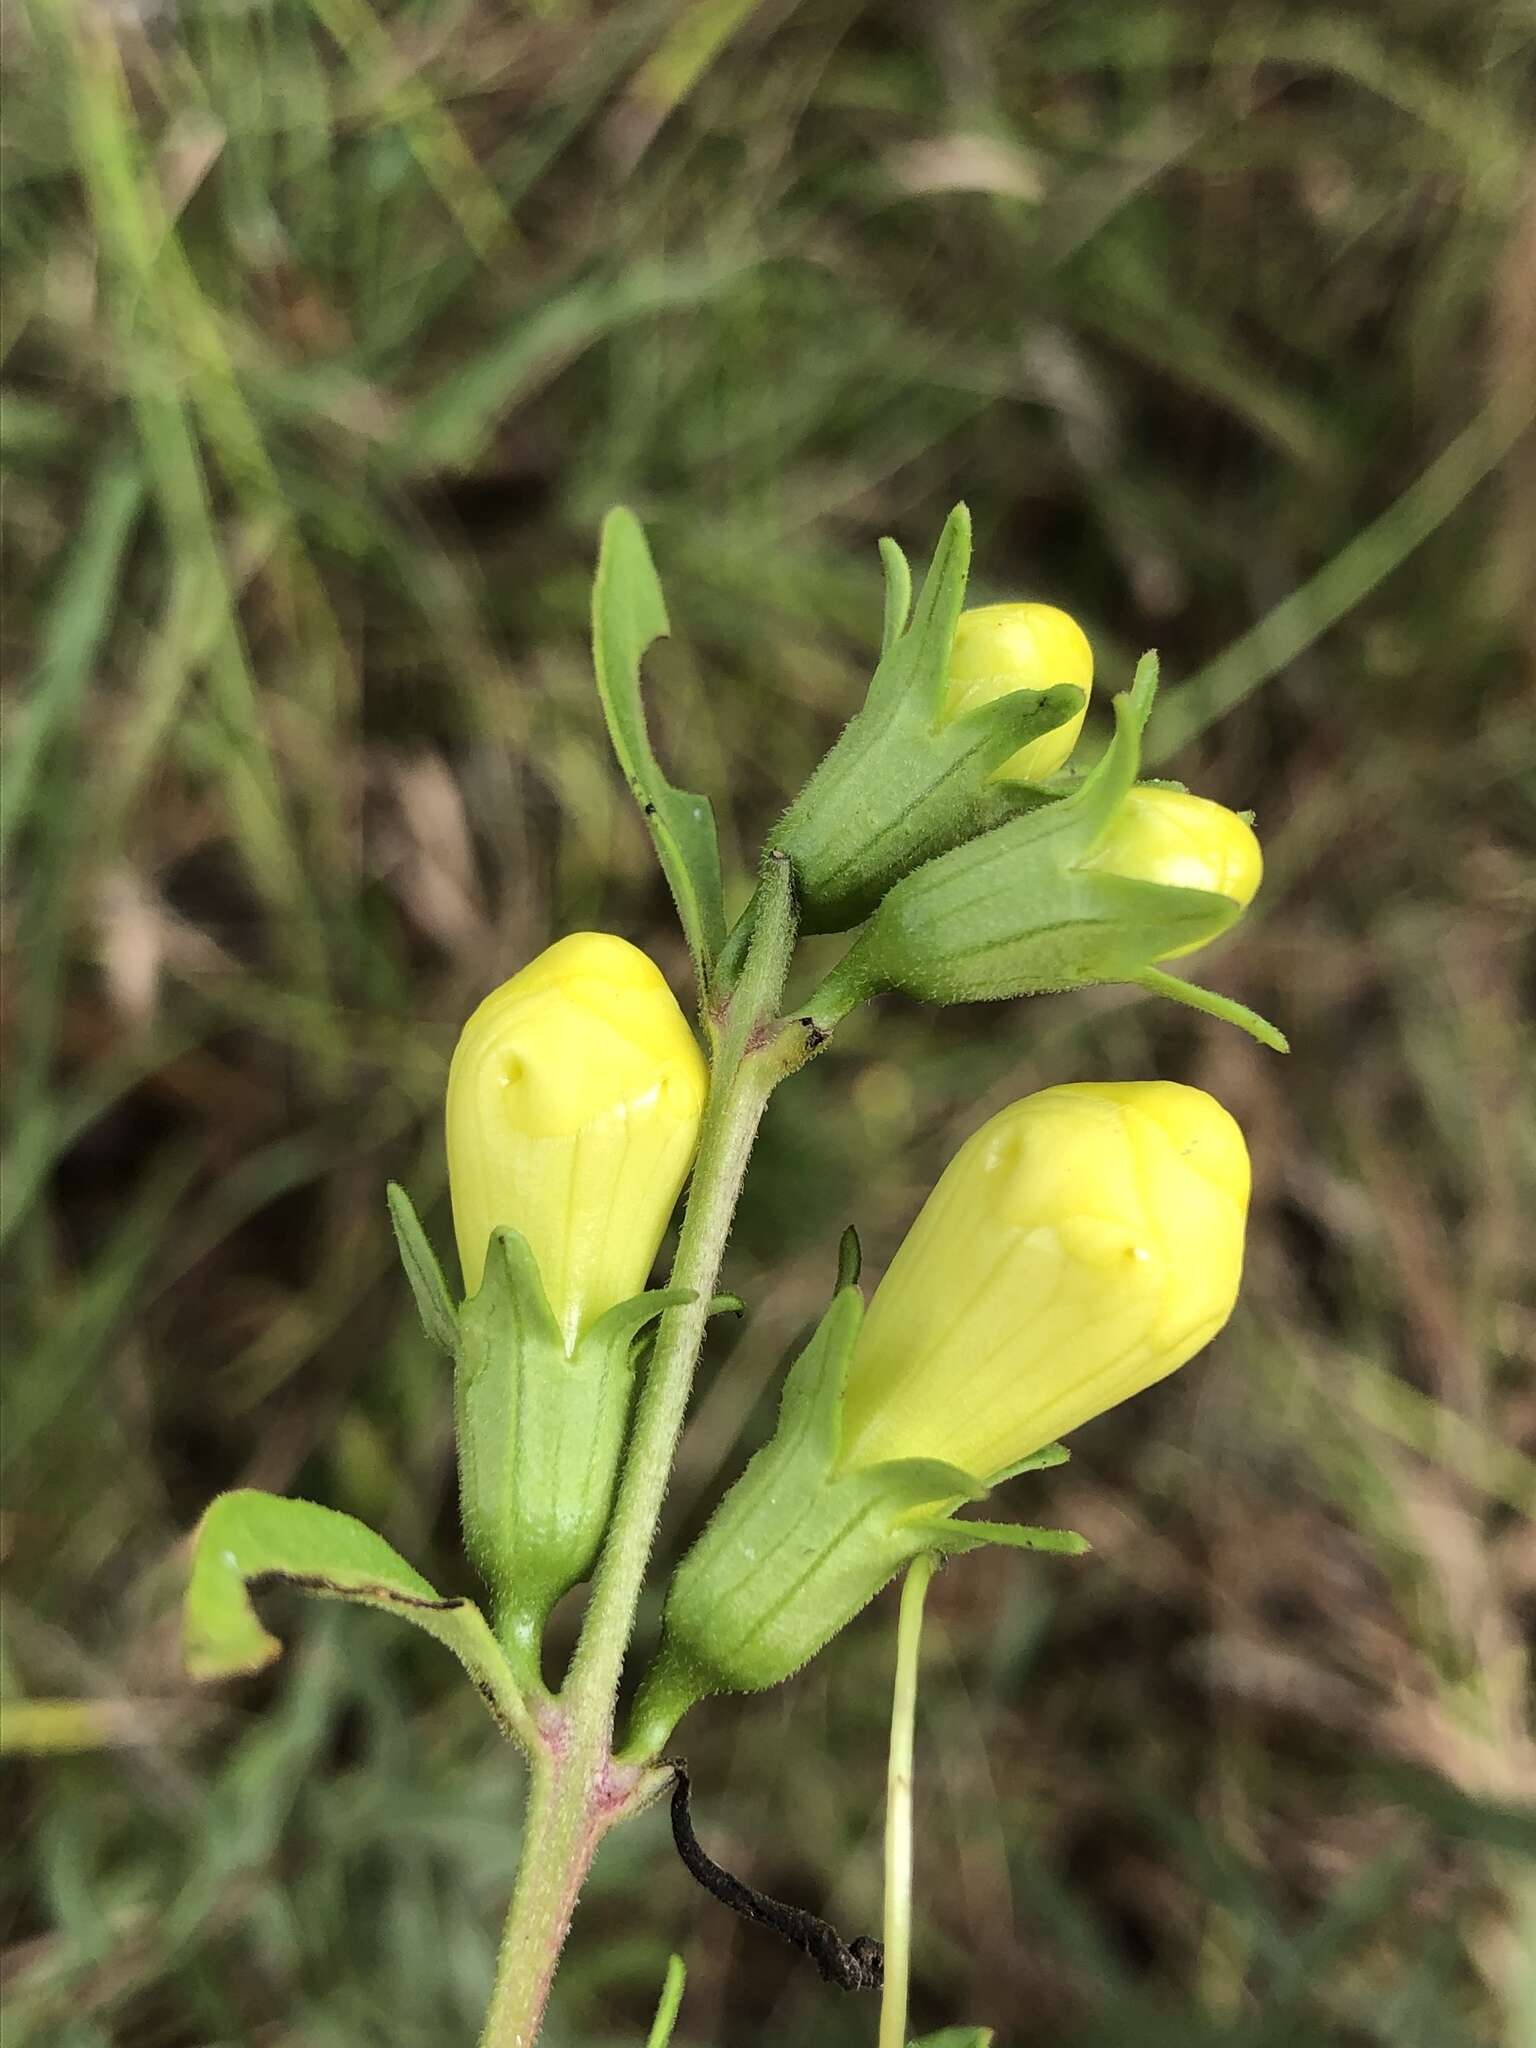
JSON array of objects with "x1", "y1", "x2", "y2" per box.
[
  {"x1": 445, "y1": 933, "x2": 708, "y2": 1345},
  {"x1": 1081, "y1": 786, "x2": 1262, "y2": 958},
  {"x1": 839, "y1": 1081, "x2": 1249, "y2": 1480},
  {"x1": 943, "y1": 603, "x2": 1094, "y2": 782}
]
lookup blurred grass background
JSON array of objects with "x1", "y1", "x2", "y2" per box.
[{"x1": 3, "y1": 1, "x2": 1534, "y2": 2044}]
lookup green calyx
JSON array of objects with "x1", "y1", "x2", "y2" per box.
[
  {"x1": 809, "y1": 654, "x2": 1288, "y2": 1052},
  {"x1": 767, "y1": 506, "x2": 1085, "y2": 935},
  {"x1": 621, "y1": 1276, "x2": 1084, "y2": 1761},
  {"x1": 388, "y1": 1184, "x2": 710, "y2": 1684}
]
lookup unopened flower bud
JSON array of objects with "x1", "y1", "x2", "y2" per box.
[
  {"x1": 624, "y1": 1081, "x2": 1246, "y2": 1752},
  {"x1": 840, "y1": 1082, "x2": 1249, "y2": 1478},
  {"x1": 944, "y1": 603, "x2": 1093, "y2": 783},
  {"x1": 445, "y1": 932, "x2": 707, "y2": 1346},
  {"x1": 806, "y1": 657, "x2": 1286, "y2": 1051},
  {"x1": 422, "y1": 933, "x2": 710, "y2": 1669},
  {"x1": 1081, "y1": 786, "x2": 1261, "y2": 959},
  {"x1": 768, "y1": 509, "x2": 1085, "y2": 934}
]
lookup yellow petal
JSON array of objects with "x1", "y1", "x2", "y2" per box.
[
  {"x1": 839, "y1": 1082, "x2": 1249, "y2": 1479},
  {"x1": 943, "y1": 603, "x2": 1094, "y2": 782},
  {"x1": 445, "y1": 933, "x2": 708, "y2": 1345}
]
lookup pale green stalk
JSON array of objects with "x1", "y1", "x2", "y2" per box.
[
  {"x1": 878, "y1": 1553, "x2": 936, "y2": 2048},
  {"x1": 476, "y1": 859, "x2": 799, "y2": 2048}
]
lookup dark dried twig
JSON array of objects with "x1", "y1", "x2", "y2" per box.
[{"x1": 667, "y1": 1762, "x2": 884, "y2": 1991}]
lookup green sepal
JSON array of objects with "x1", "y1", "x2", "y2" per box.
[
  {"x1": 835, "y1": 1224, "x2": 863, "y2": 1291},
  {"x1": 989, "y1": 1441, "x2": 1070, "y2": 1483},
  {"x1": 904, "y1": 1516, "x2": 1090, "y2": 1557},
  {"x1": 769, "y1": 505, "x2": 1086, "y2": 933},
  {"x1": 854, "y1": 868, "x2": 1243, "y2": 1007},
  {"x1": 386, "y1": 1181, "x2": 458, "y2": 1354},
  {"x1": 1134, "y1": 966, "x2": 1290, "y2": 1052},
  {"x1": 866, "y1": 502, "x2": 970, "y2": 723},
  {"x1": 773, "y1": 1283, "x2": 864, "y2": 1458},
  {"x1": 602, "y1": 1284, "x2": 737, "y2": 1370},
  {"x1": 592, "y1": 507, "x2": 726, "y2": 994},
  {"x1": 455, "y1": 1228, "x2": 689, "y2": 1670},
  {"x1": 878, "y1": 535, "x2": 912, "y2": 654},
  {"x1": 182, "y1": 1489, "x2": 534, "y2": 1747},
  {"x1": 624, "y1": 1288, "x2": 989, "y2": 1753},
  {"x1": 582, "y1": 1285, "x2": 697, "y2": 1358}
]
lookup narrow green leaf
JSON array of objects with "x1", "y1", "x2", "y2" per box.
[
  {"x1": 1135, "y1": 967, "x2": 1290, "y2": 1052},
  {"x1": 386, "y1": 1182, "x2": 458, "y2": 1353},
  {"x1": 911, "y1": 2030, "x2": 995, "y2": 2047},
  {"x1": 392, "y1": 261, "x2": 744, "y2": 474},
  {"x1": 591, "y1": 508, "x2": 726, "y2": 991},
  {"x1": 878, "y1": 535, "x2": 912, "y2": 653},
  {"x1": 644, "y1": 1953, "x2": 687, "y2": 2048},
  {"x1": 912, "y1": 1517, "x2": 1090, "y2": 1557},
  {"x1": 183, "y1": 1490, "x2": 533, "y2": 1744},
  {"x1": 1, "y1": 451, "x2": 143, "y2": 873}
]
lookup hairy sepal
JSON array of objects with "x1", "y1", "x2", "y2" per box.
[
  {"x1": 770, "y1": 505, "x2": 1085, "y2": 933},
  {"x1": 455, "y1": 1227, "x2": 693, "y2": 1664}
]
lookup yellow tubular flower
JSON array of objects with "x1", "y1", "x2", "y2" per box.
[
  {"x1": 838, "y1": 1082, "x2": 1249, "y2": 1481},
  {"x1": 943, "y1": 603, "x2": 1094, "y2": 782},
  {"x1": 445, "y1": 933, "x2": 708, "y2": 1346},
  {"x1": 1081, "y1": 785, "x2": 1263, "y2": 958}
]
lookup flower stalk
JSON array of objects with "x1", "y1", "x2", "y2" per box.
[{"x1": 878, "y1": 1552, "x2": 936, "y2": 2048}]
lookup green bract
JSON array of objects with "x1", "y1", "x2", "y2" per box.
[
  {"x1": 767, "y1": 506, "x2": 1085, "y2": 935},
  {"x1": 809, "y1": 655, "x2": 1288, "y2": 1051}
]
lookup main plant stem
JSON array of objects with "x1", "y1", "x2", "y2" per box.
[{"x1": 477, "y1": 862, "x2": 799, "y2": 2048}]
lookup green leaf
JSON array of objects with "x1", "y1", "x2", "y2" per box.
[
  {"x1": 878, "y1": 535, "x2": 912, "y2": 653},
  {"x1": 591, "y1": 508, "x2": 726, "y2": 991},
  {"x1": 390, "y1": 260, "x2": 745, "y2": 475},
  {"x1": 0, "y1": 450, "x2": 143, "y2": 873},
  {"x1": 386, "y1": 1182, "x2": 458, "y2": 1352},
  {"x1": 911, "y1": 2030, "x2": 995, "y2": 2047},
  {"x1": 182, "y1": 1490, "x2": 534, "y2": 1744},
  {"x1": 908, "y1": 1516, "x2": 1090, "y2": 1557},
  {"x1": 644, "y1": 1953, "x2": 687, "y2": 2048}
]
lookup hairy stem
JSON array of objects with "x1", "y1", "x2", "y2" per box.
[{"x1": 476, "y1": 858, "x2": 799, "y2": 2048}]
